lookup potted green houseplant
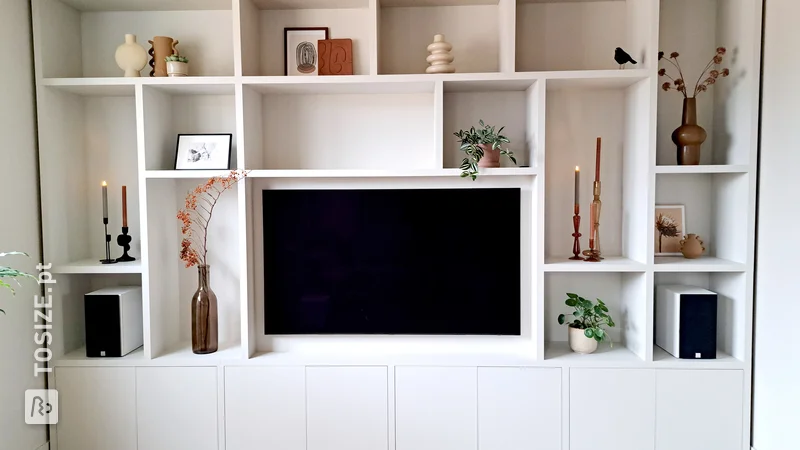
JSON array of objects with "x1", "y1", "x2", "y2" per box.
[
  {"x1": 1, "y1": 252, "x2": 36, "y2": 315},
  {"x1": 557, "y1": 293, "x2": 615, "y2": 354},
  {"x1": 166, "y1": 54, "x2": 189, "y2": 77},
  {"x1": 454, "y1": 120, "x2": 517, "y2": 180}
]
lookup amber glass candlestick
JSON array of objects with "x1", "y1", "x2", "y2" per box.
[
  {"x1": 570, "y1": 204, "x2": 583, "y2": 260},
  {"x1": 583, "y1": 180, "x2": 603, "y2": 262}
]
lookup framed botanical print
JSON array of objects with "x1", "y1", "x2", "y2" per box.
[
  {"x1": 284, "y1": 27, "x2": 329, "y2": 76},
  {"x1": 654, "y1": 205, "x2": 686, "y2": 256},
  {"x1": 175, "y1": 134, "x2": 232, "y2": 170}
]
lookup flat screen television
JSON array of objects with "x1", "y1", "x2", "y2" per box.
[{"x1": 263, "y1": 188, "x2": 521, "y2": 335}]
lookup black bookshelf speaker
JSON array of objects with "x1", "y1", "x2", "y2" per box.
[
  {"x1": 84, "y1": 286, "x2": 143, "y2": 358},
  {"x1": 655, "y1": 285, "x2": 718, "y2": 359}
]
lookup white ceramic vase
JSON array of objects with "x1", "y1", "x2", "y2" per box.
[
  {"x1": 568, "y1": 326, "x2": 598, "y2": 354},
  {"x1": 167, "y1": 61, "x2": 189, "y2": 77},
  {"x1": 426, "y1": 34, "x2": 455, "y2": 74},
  {"x1": 115, "y1": 34, "x2": 147, "y2": 77}
]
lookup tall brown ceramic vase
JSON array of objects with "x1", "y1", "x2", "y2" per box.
[
  {"x1": 671, "y1": 97, "x2": 707, "y2": 165},
  {"x1": 148, "y1": 36, "x2": 176, "y2": 77},
  {"x1": 191, "y1": 265, "x2": 218, "y2": 354}
]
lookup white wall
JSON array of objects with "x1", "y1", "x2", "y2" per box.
[
  {"x1": 0, "y1": 0, "x2": 48, "y2": 449},
  {"x1": 753, "y1": 0, "x2": 800, "y2": 448}
]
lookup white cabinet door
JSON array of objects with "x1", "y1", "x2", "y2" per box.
[
  {"x1": 656, "y1": 370, "x2": 744, "y2": 450},
  {"x1": 395, "y1": 366, "x2": 477, "y2": 450},
  {"x1": 478, "y1": 367, "x2": 561, "y2": 450},
  {"x1": 56, "y1": 367, "x2": 137, "y2": 450},
  {"x1": 570, "y1": 368, "x2": 655, "y2": 450},
  {"x1": 306, "y1": 366, "x2": 388, "y2": 450},
  {"x1": 226, "y1": 366, "x2": 306, "y2": 450},
  {"x1": 136, "y1": 367, "x2": 218, "y2": 450}
]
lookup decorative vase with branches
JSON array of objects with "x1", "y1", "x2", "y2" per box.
[
  {"x1": 454, "y1": 120, "x2": 517, "y2": 180},
  {"x1": 177, "y1": 170, "x2": 247, "y2": 354},
  {"x1": 655, "y1": 213, "x2": 680, "y2": 253},
  {"x1": 658, "y1": 48, "x2": 730, "y2": 165},
  {"x1": 0, "y1": 252, "x2": 36, "y2": 315}
]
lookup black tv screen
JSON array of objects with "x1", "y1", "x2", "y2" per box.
[{"x1": 263, "y1": 188, "x2": 521, "y2": 335}]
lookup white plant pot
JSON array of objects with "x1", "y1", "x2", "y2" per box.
[
  {"x1": 568, "y1": 326, "x2": 598, "y2": 354},
  {"x1": 167, "y1": 61, "x2": 189, "y2": 77}
]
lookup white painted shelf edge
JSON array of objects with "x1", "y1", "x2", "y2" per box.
[
  {"x1": 40, "y1": 69, "x2": 651, "y2": 95},
  {"x1": 52, "y1": 259, "x2": 143, "y2": 274},
  {"x1": 654, "y1": 165, "x2": 751, "y2": 174},
  {"x1": 145, "y1": 168, "x2": 538, "y2": 179},
  {"x1": 52, "y1": 342, "x2": 743, "y2": 369}
]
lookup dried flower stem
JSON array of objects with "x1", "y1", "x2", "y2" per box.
[
  {"x1": 177, "y1": 170, "x2": 248, "y2": 268},
  {"x1": 658, "y1": 47, "x2": 729, "y2": 99}
]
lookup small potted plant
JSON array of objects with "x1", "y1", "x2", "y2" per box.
[
  {"x1": 454, "y1": 120, "x2": 516, "y2": 180},
  {"x1": 557, "y1": 293, "x2": 615, "y2": 354},
  {"x1": 166, "y1": 54, "x2": 189, "y2": 77}
]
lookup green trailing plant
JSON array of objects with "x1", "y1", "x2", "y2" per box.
[
  {"x1": 557, "y1": 293, "x2": 615, "y2": 345},
  {"x1": 0, "y1": 252, "x2": 36, "y2": 315},
  {"x1": 454, "y1": 120, "x2": 516, "y2": 180},
  {"x1": 166, "y1": 55, "x2": 189, "y2": 63}
]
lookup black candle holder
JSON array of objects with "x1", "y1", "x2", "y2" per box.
[
  {"x1": 100, "y1": 218, "x2": 117, "y2": 264},
  {"x1": 116, "y1": 227, "x2": 136, "y2": 262}
]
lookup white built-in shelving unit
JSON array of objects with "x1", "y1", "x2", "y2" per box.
[{"x1": 33, "y1": 0, "x2": 761, "y2": 449}]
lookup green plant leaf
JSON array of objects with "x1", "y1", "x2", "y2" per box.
[
  {"x1": 594, "y1": 328, "x2": 605, "y2": 340},
  {"x1": 584, "y1": 328, "x2": 594, "y2": 338},
  {"x1": 565, "y1": 298, "x2": 577, "y2": 307},
  {"x1": 557, "y1": 314, "x2": 565, "y2": 325}
]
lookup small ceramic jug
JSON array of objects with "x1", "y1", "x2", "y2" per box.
[{"x1": 680, "y1": 234, "x2": 706, "y2": 259}]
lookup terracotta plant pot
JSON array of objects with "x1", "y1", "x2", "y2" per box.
[
  {"x1": 672, "y1": 97, "x2": 707, "y2": 165},
  {"x1": 680, "y1": 234, "x2": 706, "y2": 259},
  {"x1": 478, "y1": 144, "x2": 500, "y2": 168},
  {"x1": 167, "y1": 61, "x2": 189, "y2": 77},
  {"x1": 568, "y1": 325, "x2": 598, "y2": 354}
]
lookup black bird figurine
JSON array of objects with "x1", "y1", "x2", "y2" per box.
[{"x1": 614, "y1": 47, "x2": 637, "y2": 69}]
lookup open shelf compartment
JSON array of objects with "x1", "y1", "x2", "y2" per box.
[
  {"x1": 656, "y1": 0, "x2": 760, "y2": 166},
  {"x1": 544, "y1": 78, "x2": 651, "y2": 264},
  {"x1": 654, "y1": 172, "x2": 751, "y2": 266},
  {"x1": 544, "y1": 272, "x2": 649, "y2": 362},
  {"x1": 33, "y1": 0, "x2": 235, "y2": 78},
  {"x1": 142, "y1": 84, "x2": 237, "y2": 170},
  {"x1": 379, "y1": 0, "x2": 511, "y2": 75},
  {"x1": 443, "y1": 78, "x2": 540, "y2": 170},
  {"x1": 515, "y1": 0, "x2": 656, "y2": 72},
  {"x1": 238, "y1": 0, "x2": 372, "y2": 76},
  {"x1": 240, "y1": 83, "x2": 436, "y2": 170},
  {"x1": 144, "y1": 178, "x2": 243, "y2": 359},
  {"x1": 654, "y1": 272, "x2": 748, "y2": 365}
]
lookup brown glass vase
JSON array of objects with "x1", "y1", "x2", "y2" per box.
[
  {"x1": 191, "y1": 265, "x2": 218, "y2": 354},
  {"x1": 671, "y1": 97, "x2": 707, "y2": 165}
]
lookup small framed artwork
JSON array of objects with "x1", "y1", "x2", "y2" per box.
[
  {"x1": 655, "y1": 205, "x2": 686, "y2": 256},
  {"x1": 284, "y1": 27, "x2": 329, "y2": 76},
  {"x1": 174, "y1": 134, "x2": 232, "y2": 170}
]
